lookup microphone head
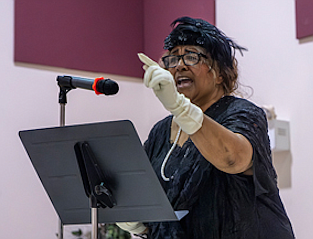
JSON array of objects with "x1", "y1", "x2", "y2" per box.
[{"x1": 97, "y1": 79, "x2": 119, "y2": 95}]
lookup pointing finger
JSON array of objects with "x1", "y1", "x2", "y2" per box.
[{"x1": 138, "y1": 53, "x2": 159, "y2": 67}]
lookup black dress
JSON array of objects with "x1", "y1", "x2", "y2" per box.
[{"x1": 144, "y1": 96, "x2": 294, "y2": 239}]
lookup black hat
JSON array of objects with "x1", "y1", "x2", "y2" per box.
[{"x1": 164, "y1": 16, "x2": 247, "y2": 69}]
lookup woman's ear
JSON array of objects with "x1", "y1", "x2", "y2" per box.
[
  {"x1": 212, "y1": 71, "x2": 223, "y2": 85},
  {"x1": 216, "y1": 75, "x2": 223, "y2": 85}
]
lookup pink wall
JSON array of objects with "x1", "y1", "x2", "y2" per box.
[{"x1": 15, "y1": 0, "x2": 215, "y2": 78}]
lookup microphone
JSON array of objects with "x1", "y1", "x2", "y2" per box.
[{"x1": 57, "y1": 75, "x2": 119, "y2": 95}]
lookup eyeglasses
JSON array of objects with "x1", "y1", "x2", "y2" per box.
[{"x1": 162, "y1": 52, "x2": 207, "y2": 68}]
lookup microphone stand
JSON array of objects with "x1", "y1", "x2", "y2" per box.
[
  {"x1": 57, "y1": 84, "x2": 101, "y2": 239},
  {"x1": 57, "y1": 86, "x2": 69, "y2": 239}
]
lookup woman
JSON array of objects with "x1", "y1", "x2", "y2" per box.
[{"x1": 118, "y1": 16, "x2": 294, "y2": 239}]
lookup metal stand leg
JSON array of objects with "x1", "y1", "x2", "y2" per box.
[
  {"x1": 60, "y1": 103, "x2": 66, "y2": 127},
  {"x1": 58, "y1": 88, "x2": 68, "y2": 239},
  {"x1": 92, "y1": 208, "x2": 98, "y2": 239}
]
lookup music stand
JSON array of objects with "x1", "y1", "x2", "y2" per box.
[{"x1": 19, "y1": 120, "x2": 188, "y2": 238}]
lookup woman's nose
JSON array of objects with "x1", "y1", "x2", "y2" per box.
[{"x1": 176, "y1": 57, "x2": 187, "y2": 71}]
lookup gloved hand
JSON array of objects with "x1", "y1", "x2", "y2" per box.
[
  {"x1": 138, "y1": 53, "x2": 203, "y2": 135},
  {"x1": 116, "y1": 221, "x2": 147, "y2": 234}
]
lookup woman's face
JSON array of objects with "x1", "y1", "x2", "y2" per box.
[{"x1": 167, "y1": 45, "x2": 224, "y2": 110}]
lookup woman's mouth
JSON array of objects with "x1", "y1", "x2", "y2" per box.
[{"x1": 177, "y1": 77, "x2": 193, "y2": 89}]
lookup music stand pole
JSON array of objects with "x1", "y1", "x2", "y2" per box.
[
  {"x1": 74, "y1": 141, "x2": 117, "y2": 239},
  {"x1": 90, "y1": 195, "x2": 99, "y2": 239},
  {"x1": 91, "y1": 207, "x2": 98, "y2": 239}
]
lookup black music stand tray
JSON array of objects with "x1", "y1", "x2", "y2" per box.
[{"x1": 19, "y1": 120, "x2": 187, "y2": 236}]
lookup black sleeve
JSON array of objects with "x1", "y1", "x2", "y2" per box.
[{"x1": 219, "y1": 100, "x2": 278, "y2": 196}]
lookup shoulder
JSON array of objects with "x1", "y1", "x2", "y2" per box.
[
  {"x1": 149, "y1": 115, "x2": 172, "y2": 136},
  {"x1": 210, "y1": 96, "x2": 270, "y2": 151},
  {"x1": 224, "y1": 96, "x2": 263, "y2": 112},
  {"x1": 207, "y1": 96, "x2": 266, "y2": 123},
  {"x1": 144, "y1": 115, "x2": 172, "y2": 155}
]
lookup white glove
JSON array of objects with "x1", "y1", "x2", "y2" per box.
[
  {"x1": 138, "y1": 53, "x2": 203, "y2": 135},
  {"x1": 116, "y1": 221, "x2": 147, "y2": 234}
]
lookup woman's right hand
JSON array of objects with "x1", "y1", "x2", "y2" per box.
[
  {"x1": 138, "y1": 53, "x2": 203, "y2": 135},
  {"x1": 116, "y1": 221, "x2": 147, "y2": 234}
]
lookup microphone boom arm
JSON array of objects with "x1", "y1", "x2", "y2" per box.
[{"x1": 57, "y1": 75, "x2": 94, "y2": 91}]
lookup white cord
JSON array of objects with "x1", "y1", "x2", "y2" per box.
[{"x1": 161, "y1": 127, "x2": 182, "y2": 181}]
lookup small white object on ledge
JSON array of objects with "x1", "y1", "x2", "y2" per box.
[
  {"x1": 268, "y1": 119, "x2": 290, "y2": 152},
  {"x1": 261, "y1": 105, "x2": 290, "y2": 152}
]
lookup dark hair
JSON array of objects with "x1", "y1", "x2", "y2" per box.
[{"x1": 164, "y1": 16, "x2": 247, "y2": 95}]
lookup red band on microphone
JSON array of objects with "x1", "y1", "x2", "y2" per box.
[{"x1": 92, "y1": 77, "x2": 104, "y2": 95}]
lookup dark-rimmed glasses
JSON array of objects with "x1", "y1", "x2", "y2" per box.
[{"x1": 162, "y1": 52, "x2": 207, "y2": 68}]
